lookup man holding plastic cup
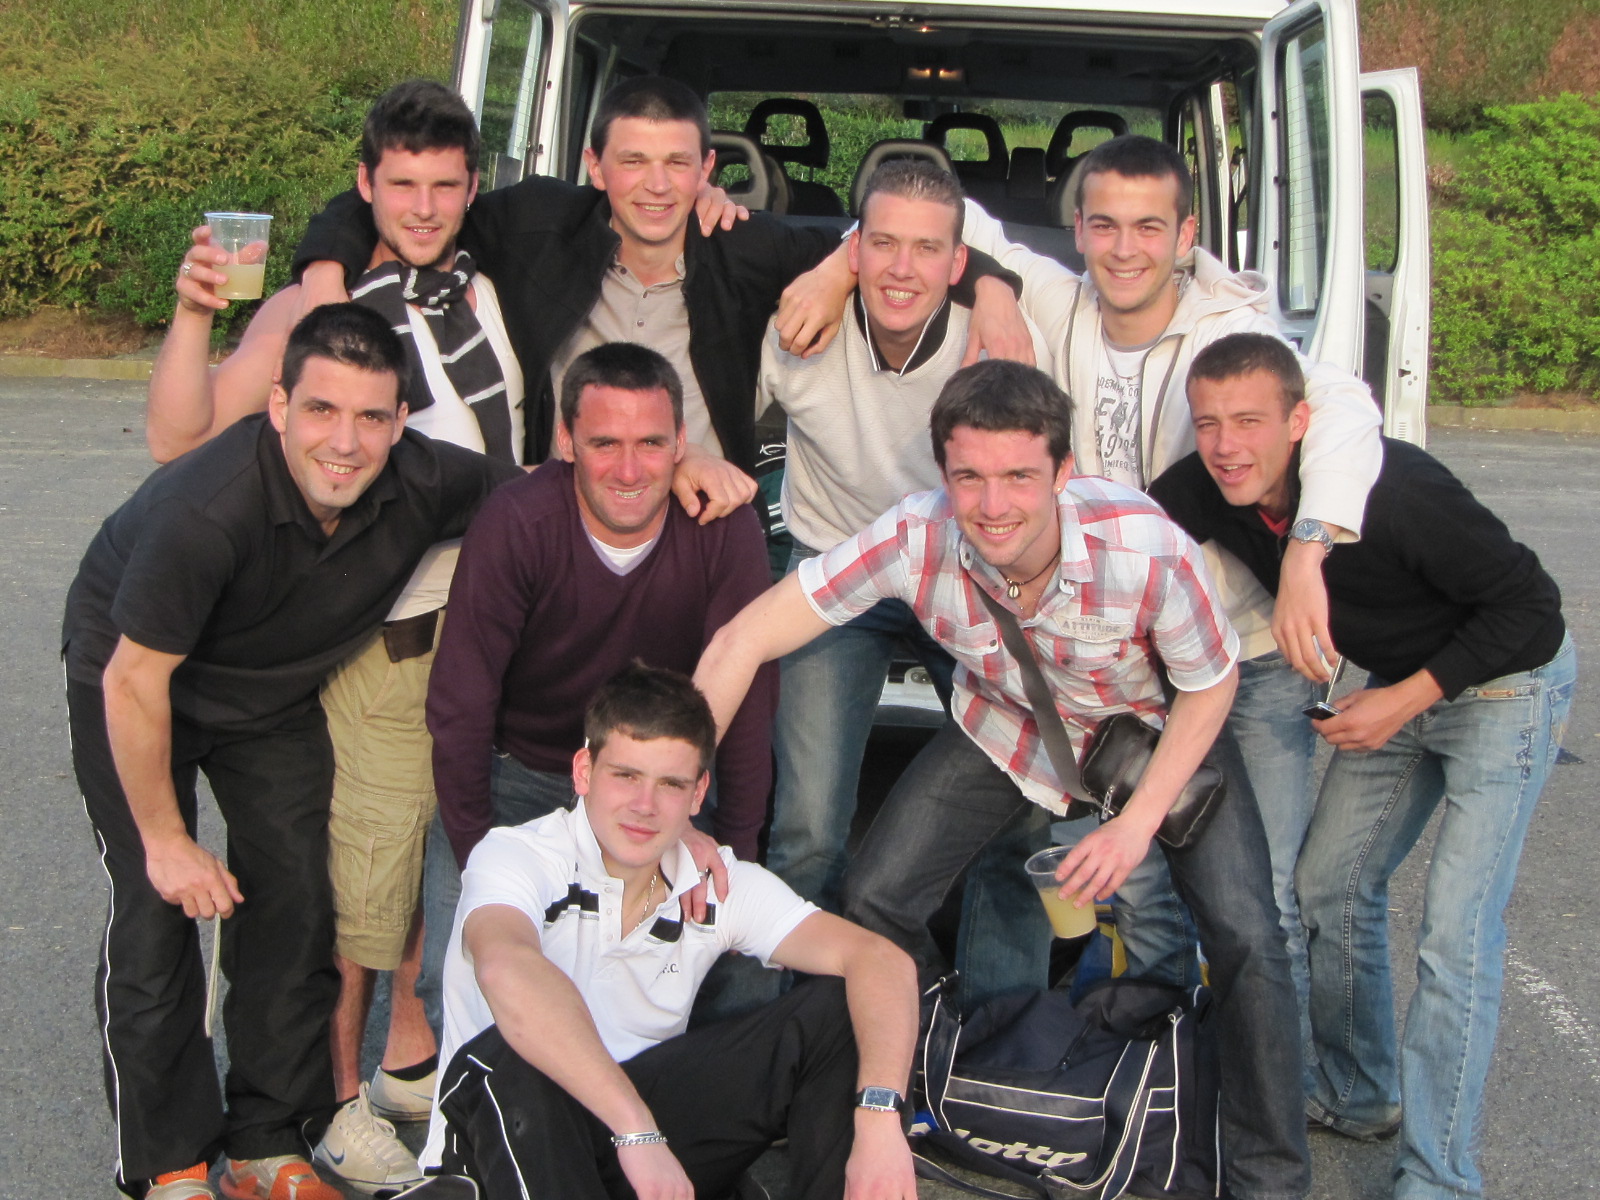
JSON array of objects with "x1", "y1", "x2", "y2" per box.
[{"x1": 694, "y1": 359, "x2": 1310, "y2": 1200}]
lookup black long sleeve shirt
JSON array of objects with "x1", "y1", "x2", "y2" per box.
[{"x1": 1149, "y1": 438, "x2": 1564, "y2": 698}]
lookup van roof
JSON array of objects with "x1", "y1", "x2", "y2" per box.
[{"x1": 570, "y1": 0, "x2": 1288, "y2": 26}]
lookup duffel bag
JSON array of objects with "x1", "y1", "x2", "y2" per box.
[{"x1": 911, "y1": 976, "x2": 1220, "y2": 1199}]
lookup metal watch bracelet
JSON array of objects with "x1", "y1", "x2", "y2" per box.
[{"x1": 612, "y1": 1130, "x2": 669, "y2": 1147}]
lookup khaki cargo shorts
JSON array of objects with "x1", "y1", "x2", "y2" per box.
[{"x1": 321, "y1": 615, "x2": 442, "y2": 970}]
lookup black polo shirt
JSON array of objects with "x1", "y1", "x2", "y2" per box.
[
  {"x1": 1148, "y1": 437, "x2": 1565, "y2": 699},
  {"x1": 63, "y1": 413, "x2": 520, "y2": 732}
]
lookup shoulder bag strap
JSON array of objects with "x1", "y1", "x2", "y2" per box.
[{"x1": 974, "y1": 584, "x2": 1093, "y2": 805}]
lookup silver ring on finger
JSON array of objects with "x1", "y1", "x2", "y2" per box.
[{"x1": 181, "y1": 261, "x2": 193, "y2": 277}]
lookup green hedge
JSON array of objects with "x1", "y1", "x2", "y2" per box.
[
  {"x1": 1430, "y1": 94, "x2": 1600, "y2": 403},
  {"x1": 0, "y1": 1, "x2": 453, "y2": 337}
]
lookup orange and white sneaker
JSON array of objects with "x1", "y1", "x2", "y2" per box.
[
  {"x1": 219, "y1": 1155, "x2": 341, "y2": 1200},
  {"x1": 148, "y1": 1163, "x2": 218, "y2": 1200}
]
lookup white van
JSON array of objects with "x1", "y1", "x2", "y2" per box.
[
  {"x1": 448, "y1": 0, "x2": 1431, "y2": 721},
  {"x1": 448, "y1": 0, "x2": 1430, "y2": 443}
]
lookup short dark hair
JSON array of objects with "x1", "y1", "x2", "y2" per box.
[
  {"x1": 584, "y1": 662, "x2": 717, "y2": 775},
  {"x1": 360, "y1": 79, "x2": 481, "y2": 177},
  {"x1": 1075, "y1": 134, "x2": 1193, "y2": 219},
  {"x1": 280, "y1": 303, "x2": 409, "y2": 402},
  {"x1": 929, "y1": 360, "x2": 1074, "y2": 470},
  {"x1": 559, "y1": 342, "x2": 684, "y2": 430},
  {"x1": 858, "y1": 159, "x2": 966, "y2": 242},
  {"x1": 1187, "y1": 332, "x2": 1305, "y2": 415},
  {"x1": 590, "y1": 76, "x2": 711, "y2": 158}
]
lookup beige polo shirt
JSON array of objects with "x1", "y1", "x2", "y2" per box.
[{"x1": 548, "y1": 253, "x2": 719, "y2": 457}]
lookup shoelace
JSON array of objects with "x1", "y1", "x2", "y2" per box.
[{"x1": 343, "y1": 1089, "x2": 418, "y2": 1168}]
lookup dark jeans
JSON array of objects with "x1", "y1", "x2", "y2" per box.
[
  {"x1": 68, "y1": 679, "x2": 340, "y2": 1189},
  {"x1": 418, "y1": 753, "x2": 573, "y2": 1030},
  {"x1": 435, "y1": 978, "x2": 859, "y2": 1200},
  {"x1": 843, "y1": 719, "x2": 1310, "y2": 1200}
]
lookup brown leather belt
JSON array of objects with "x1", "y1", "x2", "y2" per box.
[{"x1": 382, "y1": 608, "x2": 440, "y2": 663}]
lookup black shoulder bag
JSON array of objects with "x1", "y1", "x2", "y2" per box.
[{"x1": 973, "y1": 586, "x2": 1224, "y2": 850}]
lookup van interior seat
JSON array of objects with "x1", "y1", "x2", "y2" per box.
[
  {"x1": 924, "y1": 112, "x2": 1009, "y2": 183},
  {"x1": 709, "y1": 131, "x2": 789, "y2": 214},
  {"x1": 1044, "y1": 110, "x2": 1131, "y2": 180},
  {"x1": 850, "y1": 140, "x2": 955, "y2": 215},
  {"x1": 743, "y1": 98, "x2": 847, "y2": 218}
]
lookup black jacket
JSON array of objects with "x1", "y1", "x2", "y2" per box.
[
  {"x1": 293, "y1": 176, "x2": 1015, "y2": 470},
  {"x1": 1149, "y1": 439, "x2": 1565, "y2": 698}
]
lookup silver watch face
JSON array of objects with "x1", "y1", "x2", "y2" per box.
[
  {"x1": 858, "y1": 1086, "x2": 901, "y2": 1109},
  {"x1": 1291, "y1": 518, "x2": 1331, "y2": 547}
]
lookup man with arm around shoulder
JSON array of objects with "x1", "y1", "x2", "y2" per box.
[{"x1": 1148, "y1": 331, "x2": 1574, "y2": 1200}]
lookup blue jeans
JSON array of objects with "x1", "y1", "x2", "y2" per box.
[
  {"x1": 418, "y1": 752, "x2": 573, "y2": 1030},
  {"x1": 1299, "y1": 636, "x2": 1576, "y2": 1199},
  {"x1": 773, "y1": 547, "x2": 1049, "y2": 1006},
  {"x1": 771, "y1": 546, "x2": 957, "y2": 910},
  {"x1": 845, "y1": 720, "x2": 1309, "y2": 1199},
  {"x1": 1226, "y1": 651, "x2": 1321, "y2": 1074}
]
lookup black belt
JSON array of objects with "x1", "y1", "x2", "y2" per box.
[{"x1": 382, "y1": 608, "x2": 440, "y2": 662}]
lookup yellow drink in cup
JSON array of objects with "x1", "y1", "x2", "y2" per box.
[
  {"x1": 1024, "y1": 846, "x2": 1098, "y2": 940},
  {"x1": 215, "y1": 260, "x2": 267, "y2": 301},
  {"x1": 203, "y1": 213, "x2": 272, "y2": 301}
]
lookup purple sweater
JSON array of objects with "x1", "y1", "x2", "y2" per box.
[{"x1": 426, "y1": 461, "x2": 776, "y2": 865}]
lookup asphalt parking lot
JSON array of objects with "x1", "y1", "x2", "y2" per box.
[{"x1": 1, "y1": 378, "x2": 1596, "y2": 1199}]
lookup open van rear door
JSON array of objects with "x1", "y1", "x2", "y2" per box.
[
  {"x1": 1254, "y1": 0, "x2": 1366, "y2": 378},
  {"x1": 453, "y1": 0, "x2": 569, "y2": 189},
  {"x1": 1359, "y1": 67, "x2": 1430, "y2": 445}
]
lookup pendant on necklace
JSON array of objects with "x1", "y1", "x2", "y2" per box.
[{"x1": 1006, "y1": 580, "x2": 1021, "y2": 600}]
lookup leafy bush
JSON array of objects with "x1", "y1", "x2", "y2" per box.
[
  {"x1": 1430, "y1": 95, "x2": 1600, "y2": 402},
  {"x1": 0, "y1": 1, "x2": 452, "y2": 336}
]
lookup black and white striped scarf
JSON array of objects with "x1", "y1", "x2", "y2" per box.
[{"x1": 352, "y1": 250, "x2": 514, "y2": 462}]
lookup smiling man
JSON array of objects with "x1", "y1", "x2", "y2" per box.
[
  {"x1": 145, "y1": 81, "x2": 530, "y2": 1189},
  {"x1": 62, "y1": 304, "x2": 520, "y2": 1200},
  {"x1": 415, "y1": 663, "x2": 918, "y2": 1200},
  {"x1": 753, "y1": 160, "x2": 1053, "y2": 1007},
  {"x1": 694, "y1": 358, "x2": 1309, "y2": 1200},
  {"x1": 419, "y1": 343, "x2": 776, "y2": 1001},
  {"x1": 1149, "y1": 333, "x2": 1573, "y2": 1200}
]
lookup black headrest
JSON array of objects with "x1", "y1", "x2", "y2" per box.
[
  {"x1": 1044, "y1": 110, "x2": 1131, "y2": 177},
  {"x1": 924, "y1": 113, "x2": 1008, "y2": 180},
  {"x1": 850, "y1": 140, "x2": 955, "y2": 215},
  {"x1": 744, "y1": 98, "x2": 830, "y2": 170}
]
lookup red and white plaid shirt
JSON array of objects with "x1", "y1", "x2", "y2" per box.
[{"x1": 797, "y1": 475, "x2": 1239, "y2": 815}]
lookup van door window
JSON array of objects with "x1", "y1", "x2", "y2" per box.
[
  {"x1": 1278, "y1": 23, "x2": 1332, "y2": 317},
  {"x1": 477, "y1": 1, "x2": 547, "y2": 190}
]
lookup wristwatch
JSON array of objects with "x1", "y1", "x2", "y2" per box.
[
  {"x1": 855, "y1": 1086, "x2": 906, "y2": 1113},
  {"x1": 1289, "y1": 517, "x2": 1334, "y2": 556}
]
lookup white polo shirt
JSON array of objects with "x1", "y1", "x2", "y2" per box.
[{"x1": 423, "y1": 800, "x2": 817, "y2": 1166}]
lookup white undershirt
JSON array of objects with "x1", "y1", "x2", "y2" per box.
[{"x1": 1092, "y1": 333, "x2": 1154, "y2": 488}]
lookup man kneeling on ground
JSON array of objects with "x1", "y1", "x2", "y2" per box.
[{"x1": 419, "y1": 663, "x2": 920, "y2": 1200}]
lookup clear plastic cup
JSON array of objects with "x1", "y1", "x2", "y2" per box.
[
  {"x1": 203, "y1": 212, "x2": 272, "y2": 300},
  {"x1": 1024, "y1": 845, "x2": 1097, "y2": 940}
]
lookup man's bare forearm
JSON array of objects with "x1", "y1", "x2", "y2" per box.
[
  {"x1": 840, "y1": 936, "x2": 918, "y2": 1095},
  {"x1": 694, "y1": 573, "x2": 830, "y2": 741},
  {"x1": 148, "y1": 304, "x2": 223, "y2": 463},
  {"x1": 102, "y1": 645, "x2": 186, "y2": 847}
]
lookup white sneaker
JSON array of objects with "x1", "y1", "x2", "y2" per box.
[
  {"x1": 368, "y1": 1063, "x2": 437, "y2": 1123},
  {"x1": 313, "y1": 1084, "x2": 424, "y2": 1195}
]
